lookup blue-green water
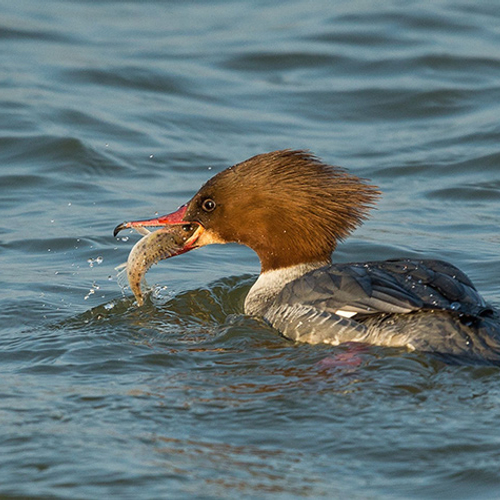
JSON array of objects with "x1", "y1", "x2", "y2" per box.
[{"x1": 2, "y1": 1, "x2": 500, "y2": 498}]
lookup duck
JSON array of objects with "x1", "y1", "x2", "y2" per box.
[{"x1": 114, "y1": 150, "x2": 500, "y2": 363}]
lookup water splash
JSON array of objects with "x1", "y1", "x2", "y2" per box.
[
  {"x1": 87, "y1": 256, "x2": 104, "y2": 268},
  {"x1": 84, "y1": 281, "x2": 100, "y2": 300}
]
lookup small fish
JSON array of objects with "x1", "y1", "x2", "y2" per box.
[{"x1": 116, "y1": 224, "x2": 198, "y2": 305}]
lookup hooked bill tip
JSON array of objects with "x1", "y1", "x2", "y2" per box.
[{"x1": 113, "y1": 222, "x2": 128, "y2": 237}]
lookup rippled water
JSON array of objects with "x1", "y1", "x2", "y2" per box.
[{"x1": 2, "y1": 0, "x2": 500, "y2": 498}]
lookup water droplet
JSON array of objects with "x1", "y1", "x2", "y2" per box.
[
  {"x1": 149, "y1": 154, "x2": 154, "y2": 159},
  {"x1": 120, "y1": 236, "x2": 129, "y2": 242},
  {"x1": 68, "y1": 202, "x2": 72, "y2": 206},
  {"x1": 87, "y1": 257, "x2": 102, "y2": 268},
  {"x1": 450, "y1": 302, "x2": 461, "y2": 311},
  {"x1": 84, "y1": 281, "x2": 100, "y2": 300}
]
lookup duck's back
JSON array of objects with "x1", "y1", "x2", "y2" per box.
[{"x1": 264, "y1": 259, "x2": 500, "y2": 362}]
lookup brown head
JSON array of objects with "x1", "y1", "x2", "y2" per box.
[{"x1": 114, "y1": 150, "x2": 380, "y2": 272}]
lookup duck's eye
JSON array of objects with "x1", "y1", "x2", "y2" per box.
[{"x1": 202, "y1": 199, "x2": 216, "y2": 212}]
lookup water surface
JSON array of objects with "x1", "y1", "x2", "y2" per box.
[{"x1": 2, "y1": 0, "x2": 500, "y2": 498}]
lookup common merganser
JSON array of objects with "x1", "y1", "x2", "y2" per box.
[{"x1": 114, "y1": 150, "x2": 500, "y2": 362}]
